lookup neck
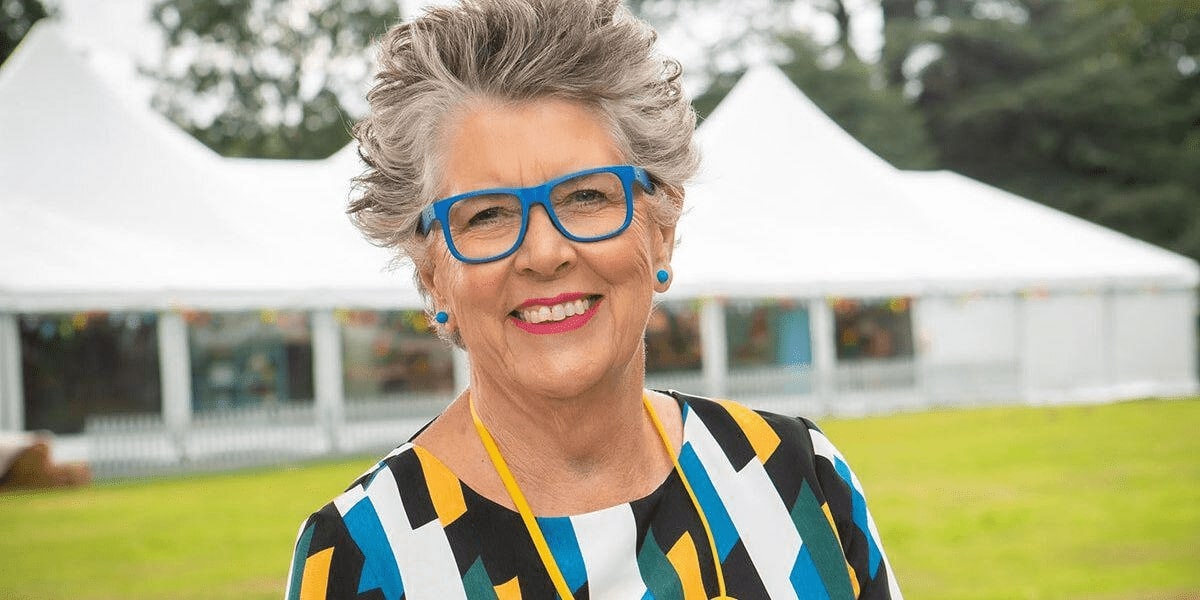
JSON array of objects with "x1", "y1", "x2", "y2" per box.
[
  {"x1": 465, "y1": 364, "x2": 669, "y2": 513},
  {"x1": 469, "y1": 369, "x2": 646, "y2": 471}
]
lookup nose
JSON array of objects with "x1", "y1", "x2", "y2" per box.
[{"x1": 513, "y1": 205, "x2": 575, "y2": 277}]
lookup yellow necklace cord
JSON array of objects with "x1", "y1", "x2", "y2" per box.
[
  {"x1": 469, "y1": 396, "x2": 576, "y2": 600},
  {"x1": 642, "y1": 394, "x2": 731, "y2": 600}
]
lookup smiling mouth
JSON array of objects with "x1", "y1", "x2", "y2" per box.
[{"x1": 511, "y1": 295, "x2": 603, "y2": 324}]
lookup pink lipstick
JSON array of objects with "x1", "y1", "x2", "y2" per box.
[{"x1": 511, "y1": 294, "x2": 602, "y2": 335}]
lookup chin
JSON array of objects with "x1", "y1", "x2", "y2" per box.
[
  {"x1": 524, "y1": 366, "x2": 603, "y2": 398},
  {"x1": 529, "y1": 353, "x2": 642, "y2": 399}
]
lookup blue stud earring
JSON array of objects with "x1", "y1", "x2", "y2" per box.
[
  {"x1": 434, "y1": 311, "x2": 449, "y2": 324},
  {"x1": 656, "y1": 269, "x2": 670, "y2": 284}
]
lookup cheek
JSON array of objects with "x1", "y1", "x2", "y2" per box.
[
  {"x1": 595, "y1": 229, "x2": 659, "y2": 303},
  {"x1": 443, "y1": 264, "x2": 509, "y2": 319},
  {"x1": 621, "y1": 220, "x2": 662, "y2": 275},
  {"x1": 427, "y1": 250, "x2": 478, "y2": 318},
  {"x1": 627, "y1": 248, "x2": 655, "y2": 280}
]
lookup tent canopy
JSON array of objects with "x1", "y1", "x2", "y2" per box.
[{"x1": 899, "y1": 170, "x2": 1199, "y2": 290}]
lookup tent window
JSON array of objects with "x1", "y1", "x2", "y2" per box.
[
  {"x1": 19, "y1": 313, "x2": 161, "y2": 434},
  {"x1": 726, "y1": 300, "x2": 812, "y2": 367},
  {"x1": 340, "y1": 310, "x2": 454, "y2": 399},
  {"x1": 187, "y1": 311, "x2": 313, "y2": 411},
  {"x1": 645, "y1": 302, "x2": 702, "y2": 373},
  {"x1": 833, "y1": 297, "x2": 914, "y2": 360}
]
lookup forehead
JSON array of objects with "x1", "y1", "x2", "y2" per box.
[{"x1": 436, "y1": 98, "x2": 625, "y2": 197}]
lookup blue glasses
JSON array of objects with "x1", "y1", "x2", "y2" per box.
[{"x1": 418, "y1": 165, "x2": 655, "y2": 264}]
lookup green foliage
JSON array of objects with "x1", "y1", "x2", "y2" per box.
[
  {"x1": 145, "y1": 0, "x2": 400, "y2": 159},
  {"x1": 1, "y1": 399, "x2": 1197, "y2": 598},
  {"x1": 778, "y1": 38, "x2": 939, "y2": 169},
  {"x1": 893, "y1": 0, "x2": 1200, "y2": 263},
  {"x1": 0, "y1": 0, "x2": 52, "y2": 66}
]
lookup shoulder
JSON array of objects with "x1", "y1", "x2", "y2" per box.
[
  {"x1": 287, "y1": 443, "x2": 433, "y2": 598},
  {"x1": 666, "y1": 390, "x2": 825, "y2": 463},
  {"x1": 665, "y1": 390, "x2": 857, "y2": 507},
  {"x1": 667, "y1": 392, "x2": 902, "y2": 597},
  {"x1": 290, "y1": 443, "x2": 425, "y2": 559}
]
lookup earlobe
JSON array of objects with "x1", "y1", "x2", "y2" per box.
[
  {"x1": 419, "y1": 255, "x2": 460, "y2": 334},
  {"x1": 653, "y1": 266, "x2": 672, "y2": 293}
]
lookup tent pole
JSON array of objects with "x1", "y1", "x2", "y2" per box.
[
  {"x1": 1102, "y1": 287, "x2": 1117, "y2": 395},
  {"x1": 910, "y1": 295, "x2": 930, "y2": 409},
  {"x1": 157, "y1": 310, "x2": 192, "y2": 461},
  {"x1": 700, "y1": 298, "x2": 727, "y2": 398},
  {"x1": 1189, "y1": 289, "x2": 1200, "y2": 395},
  {"x1": 311, "y1": 309, "x2": 345, "y2": 454},
  {"x1": 0, "y1": 313, "x2": 24, "y2": 432},
  {"x1": 1014, "y1": 292, "x2": 1031, "y2": 403},
  {"x1": 808, "y1": 298, "x2": 836, "y2": 413}
]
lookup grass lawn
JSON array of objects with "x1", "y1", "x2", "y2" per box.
[
  {"x1": 820, "y1": 398, "x2": 1200, "y2": 600},
  {"x1": 1, "y1": 397, "x2": 1197, "y2": 599}
]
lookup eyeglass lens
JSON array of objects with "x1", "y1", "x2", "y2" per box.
[{"x1": 446, "y1": 171, "x2": 630, "y2": 261}]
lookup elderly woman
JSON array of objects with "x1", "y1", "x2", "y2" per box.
[{"x1": 287, "y1": 1, "x2": 901, "y2": 598}]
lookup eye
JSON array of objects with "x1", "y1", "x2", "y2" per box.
[
  {"x1": 563, "y1": 188, "x2": 611, "y2": 205},
  {"x1": 553, "y1": 172, "x2": 625, "y2": 211},
  {"x1": 467, "y1": 206, "x2": 506, "y2": 226},
  {"x1": 450, "y1": 194, "x2": 522, "y2": 231}
]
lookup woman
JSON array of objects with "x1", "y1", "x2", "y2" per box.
[{"x1": 287, "y1": 1, "x2": 902, "y2": 598}]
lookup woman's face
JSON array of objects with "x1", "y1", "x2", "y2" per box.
[{"x1": 420, "y1": 98, "x2": 675, "y2": 399}]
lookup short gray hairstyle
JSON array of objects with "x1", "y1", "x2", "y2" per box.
[{"x1": 348, "y1": 0, "x2": 700, "y2": 279}]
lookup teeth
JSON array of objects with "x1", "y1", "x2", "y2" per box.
[{"x1": 521, "y1": 298, "x2": 592, "y2": 324}]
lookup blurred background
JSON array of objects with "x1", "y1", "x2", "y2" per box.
[{"x1": 0, "y1": 1, "x2": 1198, "y2": 598}]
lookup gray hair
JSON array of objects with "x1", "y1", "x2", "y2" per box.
[{"x1": 348, "y1": 0, "x2": 700, "y2": 283}]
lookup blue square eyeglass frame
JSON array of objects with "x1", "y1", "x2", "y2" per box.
[{"x1": 417, "y1": 164, "x2": 656, "y2": 264}]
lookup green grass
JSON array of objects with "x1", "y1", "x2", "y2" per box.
[
  {"x1": 1, "y1": 398, "x2": 1197, "y2": 599},
  {"x1": 0, "y1": 457, "x2": 377, "y2": 600},
  {"x1": 820, "y1": 398, "x2": 1200, "y2": 600}
]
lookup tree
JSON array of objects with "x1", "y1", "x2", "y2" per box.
[
  {"x1": 1, "y1": 0, "x2": 53, "y2": 67},
  {"x1": 778, "y1": 34, "x2": 939, "y2": 169},
  {"x1": 893, "y1": 0, "x2": 1200, "y2": 263},
  {"x1": 145, "y1": 0, "x2": 400, "y2": 159}
]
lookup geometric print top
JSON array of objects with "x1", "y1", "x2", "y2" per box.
[{"x1": 286, "y1": 392, "x2": 902, "y2": 599}]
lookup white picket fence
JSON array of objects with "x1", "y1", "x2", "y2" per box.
[
  {"x1": 81, "y1": 357, "x2": 1080, "y2": 479},
  {"x1": 85, "y1": 393, "x2": 451, "y2": 479}
]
